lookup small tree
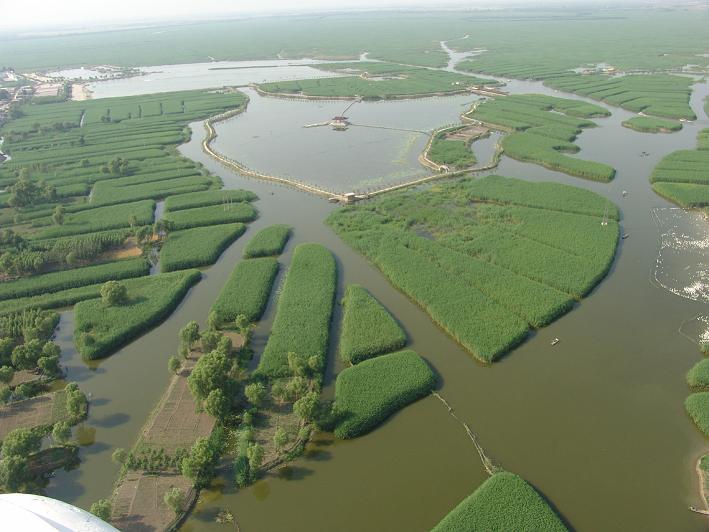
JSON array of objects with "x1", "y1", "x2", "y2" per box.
[
  {"x1": 204, "y1": 388, "x2": 230, "y2": 420},
  {"x1": 100, "y1": 280, "x2": 128, "y2": 306},
  {"x1": 51, "y1": 205, "x2": 65, "y2": 226},
  {"x1": 168, "y1": 355, "x2": 181, "y2": 375},
  {"x1": 293, "y1": 392, "x2": 319, "y2": 423},
  {"x1": 0, "y1": 385, "x2": 11, "y2": 404},
  {"x1": 207, "y1": 310, "x2": 219, "y2": 331},
  {"x1": 234, "y1": 314, "x2": 249, "y2": 334},
  {"x1": 164, "y1": 487, "x2": 184, "y2": 515},
  {"x1": 112, "y1": 448, "x2": 128, "y2": 465},
  {"x1": 52, "y1": 421, "x2": 71, "y2": 444},
  {"x1": 0, "y1": 455, "x2": 28, "y2": 491},
  {"x1": 200, "y1": 330, "x2": 222, "y2": 353},
  {"x1": 285, "y1": 376, "x2": 308, "y2": 401},
  {"x1": 179, "y1": 321, "x2": 200, "y2": 352},
  {"x1": 90, "y1": 499, "x2": 112, "y2": 522},
  {"x1": 2, "y1": 427, "x2": 42, "y2": 457},
  {"x1": 181, "y1": 436, "x2": 220, "y2": 487},
  {"x1": 246, "y1": 442, "x2": 264, "y2": 472},
  {"x1": 38, "y1": 355, "x2": 61, "y2": 377},
  {"x1": 0, "y1": 365, "x2": 14, "y2": 384},
  {"x1": 244, "y1": 382, "x2": 267, "y2": 408},
  {"x1": 273, "y1": 427, "x2": 289, "y2": 452},
  {"x1": 233, "y1": 455, "x2": 250, "y2": 488}
]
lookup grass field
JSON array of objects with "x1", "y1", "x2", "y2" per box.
[
  {"x1": 432, "y1": 472, "x2": 568, "y2": 531},
  {"x1": 159, "y1": 223, "x2": 246, "y2": 272},
  {"x1": 338, "y1": 285, "x2": 406, "y2": 364},
  {"x1": 260, "y1": 62, "x2": 496, "y2": 99},
  {"x1": 162, "y1": 203, "x2": 257, "y2": 230},
  {"x1": 544, "y1": 74, "x2": 695, "y2": 120},
  {"x1": 651, "y1": 129, "x2": 709, "y2": 207},
  {"x1": 622, "y1": 116, "x2": 682, "y2": 133},
  {"x1": 242, "y1": 225, "x2": 292, "y2": 258},
  {"x1": 255, "y1": 243, "x2": 336, "y2": 380},
  {"x1": 211, "y1": 257, "x2": 279, "y2": 324},
  {"x1": 74, "y1": 270, "x2": 201, "y2": 359},
  {"x1": 686, "y1": 392, "x2": 709, "y2": 436},
  {"x1": 467, "y1": 94, "x2": 615, "y2": 181},
  {"x1": 333, "y1": 350, "x2": 434, "y2": 438},
  {"x1": 327, "y1": 175, "x2": 618, "y2": 362}
]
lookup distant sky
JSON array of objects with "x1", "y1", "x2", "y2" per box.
[{"x1": 0, "y1": 0, "x2": 681, "y2": 32}]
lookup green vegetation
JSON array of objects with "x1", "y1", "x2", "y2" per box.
[
  {"x1": 467, "y1": 95, "x2": 615, "y2": 181},
  {"x1": 339, "y1": 285, "x2": 406, "y2": 364},
  {"x1": 687, "y1": 359, "x2": 709, "y2": 389},
  {"x1": 427, "y1": 129, "x2": 476, "y2": 169},
  {"x1": 162, "y1": 203, "x2": 257, "y2": 230},
  {"x1": 260, "y1": 62, "x2": 496, "y2": 99},
  {"x1": 0, "y1": 258, "x2": 149, "y2": 302},
  {"x1": 160, "y1": 223, "x2": 246, "y2": 272},
  {"x1": 256, "y1": 244, "x2": 336, "y2": 380},
  {"x1": 164, "y1": 189, "x2": 257, "y2": 212},
  {"x1": 211, "y1": 257, "x2": 279, "y2": 323},
  {"x1": 544, "y1": 74, "x2": 695, "y2": 120},
  {"x1": 74, "y1": 270, "x2": 201, "y2": 359},
  {"x1": 432, "y1": 472, "x2": 568, "y2": 532},
  {"x1": 243, "y1": 225, "x2": 292, "y2": 258},
  {"x1": 333, "y1": 350, "x2": 435, "y2": 438},
  {"x1": 651, "y1": 129, "x2": 709, "y2": 207},
  {"x1": 622, "y1": 116, "x2": 682, "y2": 133},
  {"x1": 685, "y1": 393, "x2": 709, "y2": 436},
  {"x1": 327, "y1": 175, "x2": 618, "y2": 362}
]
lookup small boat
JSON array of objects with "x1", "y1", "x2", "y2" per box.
[
  {"x1": 622, "y1": 190, "x2": 628, "y2": 197},
  {"x1": 622, "y1": 233, "x2": 629, "y2": 239},
  {"x1": 551, "y1": 338, "x2": 560, "y2": 346}
]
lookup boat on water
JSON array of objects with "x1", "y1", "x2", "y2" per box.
[{"x1": 551, "y1": 338, "x2": 560, "y2": 346}]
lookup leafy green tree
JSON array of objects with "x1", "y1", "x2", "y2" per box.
[
  {"x1": 200, "y1": 330, "x2": 222, "y2": 353},
  {"x1": 233, "y1": 455, "x2": 250, "y2": 488},
  {"x1": 204, "y1": 388, "x2": 230, "y2": 420},
  {"x1": 0, "y1": 455, "x2": 28, "y2": 491},
  {"x1": 273, "y1": 427, "x2": 289, "y2": 452},
  {"x1": 0, "y1": 365, "x2": 14, "y2": 384},
  {"x1": 0, "y1": 385, "x2": 11, "y2": 404},
  {"x1": 38, "y1": 355, "x2": 61, "y2": 377},
  {"x1": 287, "y1": 351, "x2": 307, "y2": 377},
  {"x1": 41, "y1": 341, "x2": 61, "y2": 358},
  {"x1": 207, "y1": 310, "x2": 219, "y2": 331},
  {"x1": 51, "y1": 205, "x2": 65, "y2": 226},
  {"x1": 52, "y1": 421, "x2": 71, "y2": 444},
  {"x1": 181, "y1": 436, "x2": 220, "y2": 487},
  {"x1": 2, "y1": 427, "x2": 42, "y2": 457},
  {"x1": 246, "y1": 443, "x2": 264, "y2": 471},
  {"x1": 244, "y1": 382, "x2": 267, "y2": 408},
  {"x1": 179, "y1": 321, "x2": 200, "y2": 351},
  {"x1": 168, "y1": 355, "x2": 181, "y2": 375},
  {"x1": 234, "y1": 314, "x2": 249, "y2": 335},
  {"x1": 65, "y1": 382, "x2": 88, "y2": 422},
  {"x1": 164, "y1": 487, "x2": 184, "y2": 515},
  {"x1": 285, "y1": 376, "x2": 308, "y2": 401},
  {"x1": 187, "y1": 350, "x2": 231, "y2": 401},
  {"x1": 89, "y1": 499, "x2": 112, "y2": 522},
  {"x1": 100, "y1": 280, "x2": 128, "y2": 306},
  {"x1": 8, "y1": 171, "x2": 41, "y2": 208},
  {"x1": 11, "y1": 339, "x2": 42, "y2": 370},
  {"x1": 293, "y1": 392, "x2": 319, "y2": 423}
]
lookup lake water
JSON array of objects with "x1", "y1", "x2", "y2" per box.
[{"x1": 40, "y1": 53, "x2": 709, "y2": 532}]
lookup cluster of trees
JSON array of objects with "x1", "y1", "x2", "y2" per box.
[
  {"x1": 7, "y1": 169, "x2": 57, "y2": 208},
  {"x1": 100, "y1": 157, "x2": 129, "y2": 176},
  {"x1": 112, "y1": 446, "x2": 188, "y2": 473}
]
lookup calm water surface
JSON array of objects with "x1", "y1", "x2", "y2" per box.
[{"x1": 42, "y1": 58, "x2": 709, "y2": 532}]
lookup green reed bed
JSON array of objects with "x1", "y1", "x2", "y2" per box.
[
  {"x1": 242, "y1": 224, "x2": 292, "y2": 258},
  {"x1": 211, "y1": 257, "x2": 279, "y2": 324},
  {"x1": 160, "y1": 223, "x2": 246, "y2": 272}
]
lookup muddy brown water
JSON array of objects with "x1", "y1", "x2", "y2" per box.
[{"x1": 41, "y1": 62, "x2": 709, "y2": 531}]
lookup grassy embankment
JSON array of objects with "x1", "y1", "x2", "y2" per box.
[
  {"x1": 333, "y1": 350, "x2": 435, "y2": 439},
  {"x1": 467, "y1": 94, "x2": 615, "y2": 181},
  {"x1": 255, "y1": 243, "x2": 336, "y2": 381},
  {"x1": 259, "y1": 62, "x2": 497, "y2": 99},
  {"x1": 432, "y1": 472, "x2": 568, "y2": 531},
  {"x1": 328, "y1": 175, "x2": 619, "y2": 363},
  {"x1": 243, "y1": 224, "x2": 292, "y2": 258},
  {"x1": 544, "y1": 74, "x2": 695, "y2": 120},
  {"x1": 622, "y1": 116, "x2": 682, "y2": 133},
  {"x1": 339, "y1": 285, "x2": 406, "y2": 364},
  {"x1": 650, "y1": 129, "x2": 709, "y2": 208}
]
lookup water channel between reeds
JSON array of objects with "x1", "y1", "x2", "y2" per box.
[{"x1": 41, "y1": 57, "x2": 709, "y2": 532}]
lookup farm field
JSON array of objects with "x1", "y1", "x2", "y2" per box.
[
  {"x1": 622, "y1": 116, "x2": 682, "y2": 133},
  {"x1": 259, "y1": 62, "x2": 496, "y2": 99},
  {"x1": 432, "y1": 472, "x2": 567, "y2": 531},
  {"x1": 256, "y1": 243, "x2": 336, "y2": 380},
  {"x1": 543, "y1": 74, "x2": 695, "y2": 120},
  {"x1": 339, "y1": 284, "x2": 406, "y2": 364},
  {"x1": 651, "y1": 129, "x2": 709, "y2": 207},
  {"x1": 328, "y1": 175, "x2": 618, "y2": 362},
  {"x1": 466, "y1": 95, "x2": 615, "y2": 181},
  {"x1": 333, "y1": 350, "x2": 435, "y2": 439}
]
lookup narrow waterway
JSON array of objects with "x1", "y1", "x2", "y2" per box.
[{"x1": 39, "y1": 51, "x2": 709, "y2": 531}]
